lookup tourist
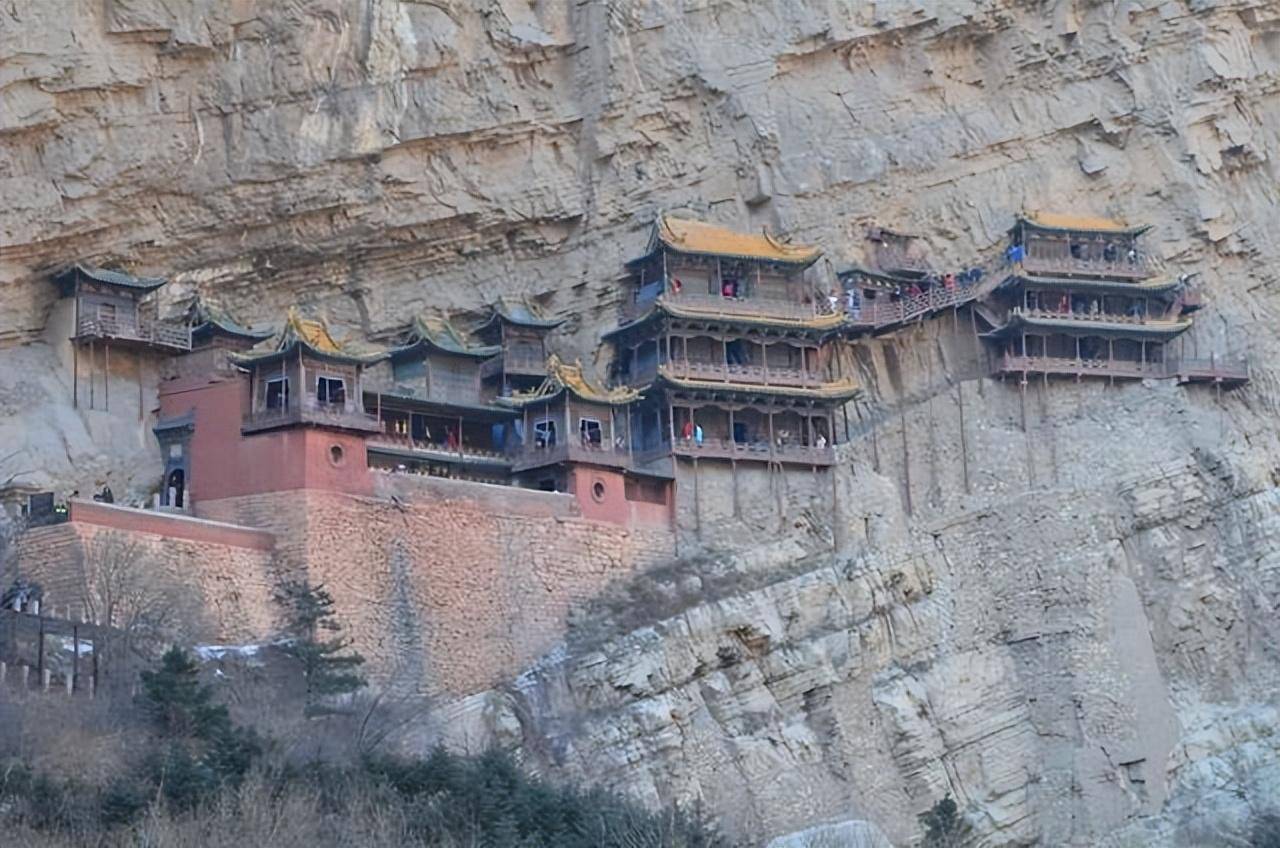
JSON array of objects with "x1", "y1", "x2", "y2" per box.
[
  {"x1": 682, "y1": 419, "x2": 694, "y2": 441},
  {"x1": 1103, "y1": 243, "x2": 1118, "y2": 262},
  {"x1": 816, "y1": 433, "x2": 827, "y2": 449},
  {"x1": 694, "y1": 424, "x2": 704, "y2": 446},
  {"x1": 943, "y1": 273, "x2": 956, "y2": 291},
  {"x1": 670, "y1": 277, "x2": 683, "y2": 294}
]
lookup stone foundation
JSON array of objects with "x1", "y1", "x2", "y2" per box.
[{"x1": 17, "y1": 474, "x2": 677, "y2": 698}]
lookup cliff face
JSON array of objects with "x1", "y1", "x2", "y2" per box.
[{"x1": 5, "y1": 0, "x2": 1280, "y2": 844}]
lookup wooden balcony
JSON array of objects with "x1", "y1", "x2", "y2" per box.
[
  {"x1": 243, "y1": 398, "x2": 383, "y2": 434},
  {"x1": 76, "y1": 315, "x2": 191, "y2": 351},
  {"x1": 671, "y1": 437, "x2": 834, "y2": 467},
  {"x1": 995, "y1": 353, "x2": 1248, "y2": 385},
  {"x1": 1019, "y1": 248, "x2": 1161, "y2": 280},
  {"x1": 511, "y1": 440, "x2": 636, "y2": 473},
  {"x1": 621, "y1": 289, "x2": 828, "y2": 325},
  {"x1": 660, "y1": 360, "x2": 825, "y2": 389},
  {"x1": 367, "y1": 434, "x2": 512, "y2": 467},
  {"x1": 1169, "y1": 356, "x2": 1249, "y2": 386}
]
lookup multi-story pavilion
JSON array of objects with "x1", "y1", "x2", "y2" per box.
[
  {"x1": 471, "y1": 296, "x2": 565, "y2": 396},
  {"x1": 986, "y1": 214, "x2": 1247, "y2": 386},
  {"x1": 606, "y1": 215, "x2": 858, "y2": 469},
  {"x1": 363, "y1": 315, "x2": 517, "y2": 484}
]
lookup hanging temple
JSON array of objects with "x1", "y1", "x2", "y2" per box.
[{"x1": 40, "y1": 212, "x2": 1247, "y2": 532}]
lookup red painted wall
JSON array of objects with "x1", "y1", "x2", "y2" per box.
[
  {"x1": 67, "y1": 499, "x2": 275, "y2": 550},
  {"x1": 159, "y1": 373, "x2": 373, "y2": 504},
  {"x1": 566, "y1": 467, "x2": 673, "y2": 529}
]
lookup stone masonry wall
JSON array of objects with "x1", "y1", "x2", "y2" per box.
[
  {"x1": 197, "y1": 472, "x2": 676, "y2": 696},
  {"x1": 16, "y1": 512, "x2": 279, "y2": 644}
]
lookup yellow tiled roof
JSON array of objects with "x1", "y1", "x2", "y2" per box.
[
  {"x1": 504, "y1": 354, "x2": 641, "y2": 407},
  {"x1": 1023, "y1": 212, "x2": 1136, "y2": 233},
  {"x1": 285, "y1": 308, "x2": 342, "y2": 353},
  {"x1": 659, "y1": 299, "x2": 846, "y2": 330},
  {"x1": 657, "y1": 215, "x2": 821, "y2": 265},
  {"x1": 659, "y1": 370, "x2": 861, "y2": 401},
  {"x1": 232, "y1": 307, "x2": 384, "y2": 365}
]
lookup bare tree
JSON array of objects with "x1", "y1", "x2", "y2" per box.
[{"x1": 74, "y1": 531, "x2": 209, "y2": 678}]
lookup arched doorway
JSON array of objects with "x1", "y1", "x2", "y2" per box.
[{"x1": 166, "y1": 468, "x2": 185, "y2": 509}]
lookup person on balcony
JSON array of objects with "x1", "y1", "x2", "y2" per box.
[
  {"x1": 943, "y1": 273, "x2": 956, "y2": 291},
  {"x1": 1103, "y1": 243, "x2": 1118, "y2": 262},
  {"x1": 816, "y1": 433, "x2": 827, "y2": 449},
  {"x1": 682, "y1": 419, "x2": 694, "y2": 441},
  {"x1": 694, "y1": 424, "x2": 704, "y2": 446}
]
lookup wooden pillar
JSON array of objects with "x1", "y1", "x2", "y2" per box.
[
  {"x1": 900, "y1": 405, "x2": 913, "y2": 516},
  {"x1": 72, "y1": 343, "x2": 79, "y2": 408},
  {"x1": 89, "y1": 337, "x2": 95, "y2": 409},
  {"x1": 692, "y1": 456, "x2": 702, "y2": 537},
  {"x1": 842, "y1": 404, "x2": 850, "y2": 443},
  {"x1": 957, "y1": 380, "x2": 970, "y2": 494},
  {"x1": 767, "y1": 406, "x2": 776, "y2": 462},
  {"x1": 729, "y1": 406, "x2": 739, "y2": 516},
  {"x1": 457, "y1": 414, "x2": 464, "y2": 459},
  {"x1": 137, "y1": 349, "x2": 143, "y2": 420}
]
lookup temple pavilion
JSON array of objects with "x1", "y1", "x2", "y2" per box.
[
  {"x1": 605, "y1": 215, "x2": 859, "y2": 468},
  {"x1": 471, "y1": 296, "x2": 565, "y2": 396},
  {"x1": 51, "y1": 264, "x2": 192, "y2": 412},
  {"x1": 362, "y1": 314, "x2": 518, "y2": 484},
  {"x1": 231, "y1": 309, "x2": 385, "y2": 434},
  {"x1": 983, "y1": 213, "x2": 1247, "y2": 386}
]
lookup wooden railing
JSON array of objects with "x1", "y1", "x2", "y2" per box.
[
  {"x1": 1009, "y1": 307, "x2": 1178, "y2": 326},
  {"x1": 1020, "y1": 247, "x2": 1161, "y2": 280},
  {"x1": 510, "y1": 440, "x2": 634, "y2": 472},
  {"x1": 76, "y1": 315, "x2": 191, "y2": 350},
  {"x1": 660, "y1": 360, "x2": 824, "y2": 388},
  {"x1": 621, "y1": 289, "x2": 826, "y2": 324},
  {"x1": 845, "y1": 281, "x2": 988, "y2": 329},
  {"x1": 502, "y1": 350, "x2": 548, "y2": 377},
  {"x1": 996, "y1": 353, "x2": 1248, "y2": 384},
  {"x1": 243, "y1": 398, "x2": 383, "y2": 434},
  {"x1": 671, "y1": 437, "x2": 835, "y2": 466},
  {"x1": 367, "y1": 433, "x2": 511, "y2": 464}
]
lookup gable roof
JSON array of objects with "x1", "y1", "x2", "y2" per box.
[
  {"x1": 389, "y1": 315, "x2": 502, "y2": 360},
  {"x1": 632, "y1": 215, "x2": 822, "y2": 268},
  {"x1": 189, "y1": 299, "x2": 274, "y2": 343},
  {"x1": 1018, "y1": 212, "x2": 1150, "y2": 236},
  {"x1": 231, "y1": 308, "x2": 385, "y2": 367},
  {"x1": 53, "y1": 263, "x2": 168, "y2": 296},
  {"x1": 499, "y1": 354, "x2": 641, "y2": 408}
]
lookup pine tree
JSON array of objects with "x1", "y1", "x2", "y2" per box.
[
  {"x1": 275, "y1": 580, "x2": 366, "y2": 712},
  {"x1": 138, "y1": 646, "x2": 260, "y2": 806},
  {"x1": 140, "y1": 646, "x2": 232, "y2": 740}
]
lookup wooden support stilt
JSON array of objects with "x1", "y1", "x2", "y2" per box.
[
  {"x1": 692, "y1": 456, "x2": 702, "y2": 537},
  {"x1": 899, "y1": 405, "x2": 912, "y2": 516},
  {"x1": 88, "y1": 338, "x2": 96, "y2": 410},
  {"x1": 104, "y1": 341, "x2": 110, "y2": 412},
  {"x1": 137, "y1": 349, "x2": 143, "y2": 420},
  {"x1": 72, "y1": 343, "x2": 79, "y2": 408},
  {"x1": 1020, "y1": 382, "x2": 1034, "y2": 490},
  {"x1": 957, "y1": 380, "x2": 970, "y2": 495}
]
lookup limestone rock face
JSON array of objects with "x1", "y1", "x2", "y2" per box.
[{"x1": 6, "y1": 1, "x2": 1280, "y2": 845}]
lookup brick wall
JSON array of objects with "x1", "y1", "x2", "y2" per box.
[
  {"x1": 199, "y1": 473, "x2": 676, "y2": 696},
  {"x1": 17, "y1": 515, "x2": 280, "y2": 644}
]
